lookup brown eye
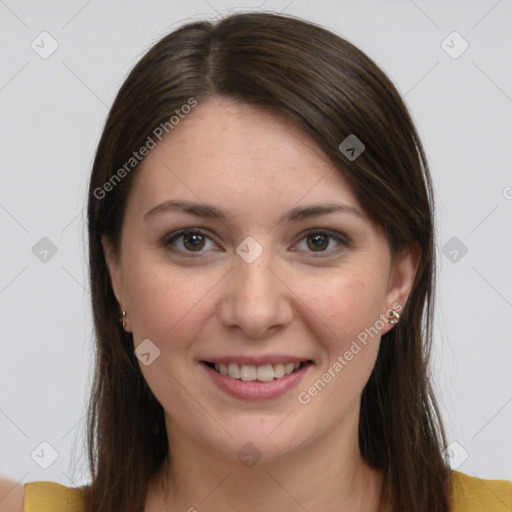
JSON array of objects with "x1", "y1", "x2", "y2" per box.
[
  {"x1": 307, "y1": 233, "x2": 329, "y2": 251},
  {"x1": 163, "y1": 229, "x2": 217, "y2": 255},
  {"x1": 182, "y1": 232, "x2": 206, "y2": 251},
  {"x1": 294, "y1": 229, "x2": 349, "y2": 257}
]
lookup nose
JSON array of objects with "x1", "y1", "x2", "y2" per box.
[{"x1": 217, "y1": 247, "x2": 294, "y2": 339}]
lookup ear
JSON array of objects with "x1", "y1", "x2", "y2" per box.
[
  {"x1": 380, "y1": 243, "x2": 421, "y2": 335},
  {"x1": 101, "y1": 234, "x2": 124, "y2": 307}
]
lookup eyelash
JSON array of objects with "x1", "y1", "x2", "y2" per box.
[{"x1": 162, "y1": 228, "x2": 349, "y2": 258}]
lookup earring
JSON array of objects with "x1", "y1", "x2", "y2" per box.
[
  {"x1": 388, "y1": 309, "x2": 400, "y2": 325},
  {"x1": 120, "y1": 309, "x2": 126, "y2": 328}
]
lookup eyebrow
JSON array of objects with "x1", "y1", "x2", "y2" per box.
[{"x1": 143, "y1": 199, "x2": 364, "y2": 223}]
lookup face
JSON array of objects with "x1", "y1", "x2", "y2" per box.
[{"x1": 102, "y1": 97, "x2": 418, "y2": 465}]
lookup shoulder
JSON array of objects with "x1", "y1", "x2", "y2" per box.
[
  {"x1": 449, "y1": 470, "x2": 512, "y2": 511},
  {"x1": 0, "y1": 477, "x2": 25, "y2": 512},
  {"x1": 6, "y1": 479, "x2": 86, "y2": 512}
]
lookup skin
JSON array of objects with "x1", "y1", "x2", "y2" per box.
[
  {"x1": 102, "y1": 97, "x2": 419, "y2": 512},
  {"x1": 0, "y1": 477, "x2": 24, "y2": 512}
]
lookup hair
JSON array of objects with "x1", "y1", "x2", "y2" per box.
[{"x1": 82, "y1": 11, "x2": 451, "y2": 512}]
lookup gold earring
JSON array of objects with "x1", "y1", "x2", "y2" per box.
[{"x1": 120, "y1": 309, "x2": 126, "y2": 328}]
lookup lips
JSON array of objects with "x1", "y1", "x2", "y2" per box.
[{"x1": 200, "y1": 359, "x2": 313, "y2": 400}]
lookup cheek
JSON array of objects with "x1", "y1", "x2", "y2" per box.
[
  {"x1": 302, "y1": 271, "x2": 385, "y2": 340},
  {"x1": 124, "y1": 257, "x2": 219, "y2": 347},
  {"x1": 294, "y1": 269, "x2": 386, "y2": 380}
]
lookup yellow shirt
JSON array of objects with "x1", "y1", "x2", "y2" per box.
[{"x1": 23, "y1": 470, "x2": 512, "y2": 511}]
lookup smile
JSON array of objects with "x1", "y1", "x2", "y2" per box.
[
  {"x1": 200, "y1": 359, "x2": 314, "y2": 401},
  {"x1": 203, "y1": 361, "x2": 311, "y2": 381}
]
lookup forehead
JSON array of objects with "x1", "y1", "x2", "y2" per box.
[
  {"x1": 125, "y1": 98, "x2": 362, "y2": 222},
  {"x1": 145, "y1": 98, "x2": 333, "y2": 172}
]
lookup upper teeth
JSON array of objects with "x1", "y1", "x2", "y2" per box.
[{"x1": 214, "y1": 362, "x2": 302, "y2": 381}]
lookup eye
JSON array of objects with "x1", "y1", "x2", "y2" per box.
[
  {"x1": 163, "y1": 229, "x2": 218, "y2": 255},
  {"x1": 292, "y1": 228, "x2": 349, "y2": 257},
  {"x1": 163, "y1": 228, "x2": 349, "y2": 257}
]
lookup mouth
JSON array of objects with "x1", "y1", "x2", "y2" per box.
[{"x1": 201, "y1": 360, "x2": 313, "y2": 382}]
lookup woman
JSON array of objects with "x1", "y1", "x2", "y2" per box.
[{"x1": 3, "y1": 11, "x2": 511, "y2": 512}]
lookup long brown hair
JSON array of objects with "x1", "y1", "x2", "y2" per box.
[{"x1": 83, "y1": 11, "x2": 451, "y2": 512}]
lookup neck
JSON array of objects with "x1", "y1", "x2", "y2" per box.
[{"x1": 146, "y1": 408, "x2": 384, "y2": 512}]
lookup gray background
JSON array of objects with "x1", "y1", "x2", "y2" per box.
[{"x1": 1, "y1": 0, "x2": 511, "y2": 488}]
